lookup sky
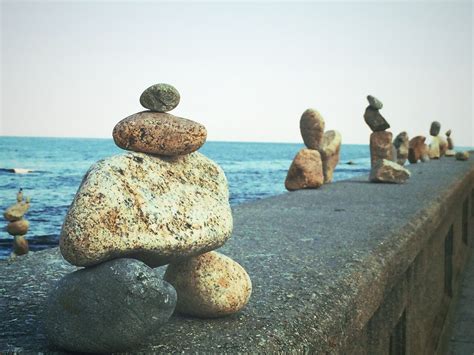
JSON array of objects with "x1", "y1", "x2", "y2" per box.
[{"x1": 1, "y1": 1, "x2": 473, "y2": 145}]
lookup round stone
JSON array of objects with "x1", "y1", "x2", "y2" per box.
[
  {"x1": 139, "y1": 83, "x2": 180, "y2": 112},
  {"x1": 7, "y1": 219, "x2": 29, "y2": 236},
  {"x1": 164, "y1": 251, "x2": 252, "y2": 318},
  {"x1": 44, "y1": 258, "x2": 177, "y2": 353},
  {"x1": 113, "y1": 111, "x2": 207, "y2": 156},
  {"x1": 430, "y1": 121, "x2": 441, "y2": 136},
  {"x1": 300, "y1": 108, "x2": 325, "y2": 149},
  {"x1": 367, "y1": 95, "x2": 383, "y2": 110}
]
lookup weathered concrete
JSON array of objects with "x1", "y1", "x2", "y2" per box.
[{"x1": 1, "y1": 156, "x2": 473, "y2": 353}]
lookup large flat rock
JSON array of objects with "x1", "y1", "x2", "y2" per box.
[{"x1": 1, "y1": 156, "x2": 473, "y2": 353}]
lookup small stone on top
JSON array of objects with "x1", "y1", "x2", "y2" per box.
[
  {"x1": 367, "y1": 95, "x2": 383, "y2": 110},
  {"x1": 140, "y1": 83, "x2": 180, "y2": 112}
]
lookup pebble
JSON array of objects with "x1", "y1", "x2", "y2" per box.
[
  {"x1": 393, "y1": 132, "x2": 409, "y2": 165},
  {"x1": 60, "y1": 151, "x2": 233, "y2": 267},
  {"x1": 370, "y1": 131, "x2": 393, "y2": 167},
  {"x1": 300, "y1": 108, "x2": 325, "y2": 149},
  {"x1": 370, "y1": 159, "x2": 411, "y2": 183},
  {"x1": 164, "y1": 251, "x2": 252, "y2": 318},
  {"x1": 44, "y1": 258, "x2": 177, "y2": 353},
  {"x1": 318, "y1": 130, "x2": 342, "y2": 183},
  {"x1": 430, "y1": 121, "x2": 441, "y2": 136},
  {"x1": 139, "y1": 83, "x2": 180, "y2": 112},
  {"x1": 6, "y1": 219, "x2": 29, "y2": 236},
  {"x1": 285, "y1": 149, "x2": 324, "y2": 191},
  {"x1": 367, "y1": 95, "x2": 383, "y2": 110},
  {"x1": 456, "y1": 151, "x2": 470, "y2": 161},
  {"x1": 113, "y1": 111, "x2": 207, "y2": 156}
]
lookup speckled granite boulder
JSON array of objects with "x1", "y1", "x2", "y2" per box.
[
  {"x1": 44, "y1": 258, "x2": 176, "y2": 353},
  {"x1": 318, "y1": 130, "x2": 342, "y2": 183},
  {"x1": 370, "y1": 159, "x2": 411, "y2": 183},
  {"x1": 408, "y1": 136, "x2": 428, "y2": 164},
  {"x1": 393, "y1": 131, "x2": 409, "y2": 165},
  {"x1": 370, "y1": 131, "x2": 393, "y2": 167},
  {"x1": 164, "y1": 251, "x2": 251, "y2": 318},
  {"x1": 7, "y1": 219, "x2": 29, "y2": 236},
  {"x1": 364, "y1": 107, "x2": 390, "y2": 132},
  {"x1": 140, "y1": 83, "x2": 180, "y2": 112},
  {"x1": 113, "y1": 111, "x2": 207, "y2": 156},
  {"x1": 300, "y1": 108, "x2": 325, "y2": 149},
  {"x1": 456, "y1": 151, "x2": 470, "y2": 161},
  {"x1": 430, "y1": 121, "x2": 441, "y2": 136},
  {"x1": 367, "y1": 95, "x2": 383, "y2": 110},
  {"x1": 3, "y1": 202, "x2": 30, "y2": 222},
  {"x1": 60, "y1": 151, "x2": 233, "y2": 267},
  {"x1": 285, "y1": 149, "x2": 324, "y2": 191}
]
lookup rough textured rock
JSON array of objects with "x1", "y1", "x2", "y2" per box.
[
  {"x1": 364, "y1": 106, "x2": 390, "y2": 132},
  {"x1": 60, "y1": 151, "x2": 233, "y2": 267},
  {"x1": 164, "y1": 251, "x2": 251, "y2": 318},
  {"x1": 318, "y1": 130, "x2": 342, "y2": 183},
  {"x1": 367, "y1": 95, "x2": 383, "y2": 110},
  {"x1": 3, "y1": 202, "x2": 30, "y2": 222},
  {"x1": 285, "y1": 149, "x2": 324, "y2": 191},
  {"x1": 44, "y1": 258, "x2": 176, "y2": 353},
  {"x1": 139, "y1": 83, "x2": 180, "y2": 112},
  {"x1": 456, "y1": 151, "x2": 470, "y2": 161},
  {"x1": 408, "y1": 136, "x2": 428, "y2": 164},
  {"x1": 113, "y1": 111, "x2": 207, "y2": 156},
  {"x1": 393, "y1": 132, "x2": 409, "y2": 165},
  {"x1": 370, "y1": 159, "x2": 411, "y2": 183},
  {"x1": 430, "y1": 121, "x2": 441, "y2": 136},
  {"x1": 299, "y1": 109, "x2": 325, "y2": 149},
  {"x1": 6, "y1": 219, "x2": 29, "y2": 236},
  {"x1": 370, "y1": 131, "x2": 393, "y2": 167}
]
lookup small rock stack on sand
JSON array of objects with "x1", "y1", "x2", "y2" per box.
[
  {"x1": 3, "y1": 189, "x2": 30, "y2": 257},
  {"x1": 364, "y1": 95, "x2": 410, "y2": 183},
  {"x1": 445, "y1": 129, "x2": 455, "y2": 157},
  {"x1": 428, "y1": 121, "x2": 448, "y2": 159},
  {"x1": 45, "y1": 83, "x2": 251, "y2": 353},
  {"x1": 285, "y1": 108, "x2": 341, "y2": 190}
]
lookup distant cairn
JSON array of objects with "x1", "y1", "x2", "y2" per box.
[
  {"x1": 45, "y1": 83, "x2": 252, "y2": 353},
  {"x1": 3, "y1": 189, "x2": 30, "y2": 257},
  {"x1": 428, "y1": 121, "x2": 448, "y2": 159},
  {"x1": 285, "y1": 108, "x2": 342, "y2": 190}
]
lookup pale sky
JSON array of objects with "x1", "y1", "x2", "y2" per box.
[{"x1": 1, "y1": 1, "x2": 473, "y2": 145}]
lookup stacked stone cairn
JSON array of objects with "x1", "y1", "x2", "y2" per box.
[
  {"x1": 428, "y1": 121, "x2": 448, "y2": 159},
  {"x1": 285, "y1": 108, "x2": 342, "y2": 190},
  {"x1": 445, "y1": 129, "x2": 455, "y2": 157},
  {"x1": 44, "y1": 83, "x2": 252, "y2": 353},
  {"x1": 364, "y1": 95, "x2": 411, "y2": 183},
  {"x1": 3, "y1": 189, "x2": 30, "y2": 257}
]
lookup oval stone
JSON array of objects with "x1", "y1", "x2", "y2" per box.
[
  {"x1": 7, "y1": 219, "x2": 29, "y2": 236},
  {"x1": 44, "y1": 258, "x2": 177, "y2": 353},
  {"x1": 60, "y1": 151, "x2": 233, "y2": 267},
  {"x1": 164, "y1": 251, "x2": 252, "y2": 318},
  {"x1": 113, "y1": 111, "x2": 207, "y2": 156},
  {"x1": 300, "y1": 108, "x2": 325, "y2": 149},
  {"x1": 430, "y1": 121, "x2": 441, "y2": 136},
  {"x1": 140, "y1": 83, "x2": 180, "y2": 112}
]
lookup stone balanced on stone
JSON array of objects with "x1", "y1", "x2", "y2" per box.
[
  {"x1": 428, "y1": 121, "x2": 448, "y2": 159},
  {"x1": 46, "y1": 83, "x2": 252, "y2": 353},
  {"x1": 445, "y1": 129, "x2": 455, "y2": 157},
  {"x1": 285, "y1": 108, "x2": 342, "y2": 190},
  {"x1": 3, "y1": 189, "x2": 30, "y2": 257},
  {"x1": 364, "y1": 95, "x2": 410, "y2": 183}
]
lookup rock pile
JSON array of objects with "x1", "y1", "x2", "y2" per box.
[
  {"x1": 46, "y1": 83, "x2": 252, "y2": 353},
  {"x1": 428, "y1": 121, "x2": 448, "y2": 159},
  {"x1": 285, "y1": 108, "x2": 341, "y2": 190},
  {"x1": 445, "y1": 129, "x2": 455, "y2": 157},
  {"x1": 364, "y1": 95, "x2": 410, "y2": 183},
  {"x1": 3, "y1": 189, "x2": 30, "y2": 257}
]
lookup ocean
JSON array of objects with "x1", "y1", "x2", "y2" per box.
[{"x1": 0, "y1": 137, "x2": 371, "y2": 258}]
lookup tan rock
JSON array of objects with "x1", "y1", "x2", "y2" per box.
[
  {"x1": 4, "y1": 201, "x2": 30, "y2": 222},
  {"x1": 455, "y1": 151, "x2": 470, "y2": 161},
  {"x1": 285, "y1": 149, "x2": 324, "y2": 191},
  {"x1": 60, "y1": 151, "x2": 233, "y2": 267},
  {"x1": 445, "y1": 149, "x2": 455, "y2": 157},
  {"x1": 7, "y1": 219, "x2": 29, "y2": 236},
  {"x1": 113, "y1": 111, "x2": 207, "y2": 156},
  {"x1": 318, "y1": 130, "x2": 341, "y2": 183},
  {"x1": 393, "y1": 132, "x2": 409, "y2": 165},
  {"x1": 429, "y1": 136, "x2": 447, "y2": 159},
  {"x1": 300, "y1": 109, "x2": 325, "y2": 149},
  {"x1": 370, "y1": 159, "x2": 411, "y2": 183},
  {"x1": 13, "y1": 235, "x2": 29, "y2": 256},
  {"x1": 408, "y1": 136, "x2": 427, "y2": 164},
  {"x1": 370, "y1": 131, "x2": 393, "y2": 167},
  {"x1": 446, "y1": 129, "x2": 454, "y2": 149},
  {"x1": 164, "y1": 251, "x2": 252, "y2": 318}
]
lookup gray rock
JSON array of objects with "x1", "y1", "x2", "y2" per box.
[
  {"x1": 393, "y1": 131, "x2": 409, "y2": 165},
  {"x1": 430, "y1": 121, "x2": 441, "y2": 136},
  {"x1": 44, "y1": 258, "x2": 176, "y2": 353},
  {"x1": 367, "y1": 95, "x2": 383, "y2": 110},
  {"x1": 140, "y1": 83, "x2": 180, "y2": 112},
  {"x1": 370, "y1": 159, "x2": 411, "y2": 183},
  {"x1": 456, "y1": 151, "x2": 470, "y2": 161},
  {"x1": 364, "y1": 106, "x2": 390, "y2": 132}
]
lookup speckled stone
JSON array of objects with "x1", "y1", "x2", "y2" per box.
[
  {"x1": 370, "y1": 159, "x2": 411, "y2": 183},
  {"x1": 364, "y1": 107, "x2": 390, "y2": 132},
  {"x1": 6, "y1": 219, "x2": 29, "y2": 236},
  {"x1": 285, "y1": 149, "x2": 324, "y2": 191},
  {"x1": 370, "y1": 131, "x2": 393, "y2": 167},
  {"x1": 408, "y1": 136, "x2": 427, "y2": 164},
  {"x1": 393, "y1": 132, "x2": 409, "y2": 166},
  {"x1": 456, "y1": 151, "x2": 470, "y2": 161},
  {"x1": 139, "y1": 83, "x2": 180, "y2": 112},
  {"x1": 44, "y1": 258, "x2": 176, "y2": 353},
  {"x1": 164, "y1": 251, "x2": 251, "y2": 318},
  {"x1": 3, "y1": 202, "x2": 30, "y2": 222},
  {"x1": 60, "y1": 151, "x2": 233, "y2": 267},
  {"x1": 367, "y1": 95, "x2": 383, "y2": 110},
  {"x1": 318, "y1": 130, "x2": 342, "y2": 183},
  {"x1": 300, "y1": 108, "x2": 325, "y2": 149},
  {"x1": 430, "y1": 121, "x2": 441, "y2": 136},
  {"x1": 113, "y1": 111, "x2": 207, "y2": 156}
]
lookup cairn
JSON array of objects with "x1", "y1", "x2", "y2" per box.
[
  {"x1": 3, "y1": 189, "x2": 30, "y2": 257},
  {"x1": 445, "y1": 129, "x2": 455, "y2": 157},
  {"x1": 428, "y1": 121, "x2": 448, "y2": 159},
  {"x1": 364, "y1": 95, "x2": 410, "y2": 183},
  {"x1": 45, "y1": 83, "x2": 252, "y2": 353},
  {"x1": 285, "y1": 108, "x2": 341, "y2": 190}
]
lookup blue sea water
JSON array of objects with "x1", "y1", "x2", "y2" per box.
[{"x1": 0, "y1": 137, "x2": 371, "y2": 258}]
